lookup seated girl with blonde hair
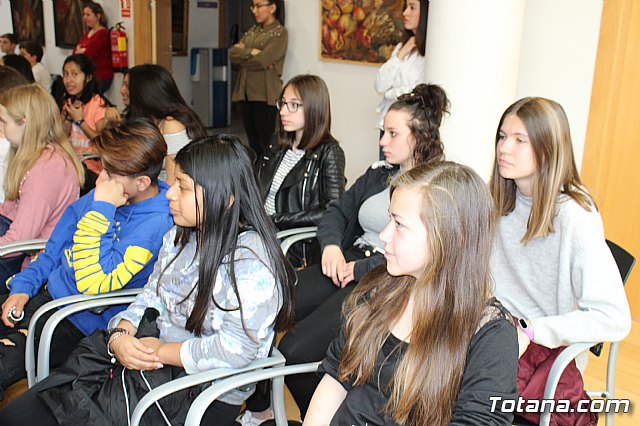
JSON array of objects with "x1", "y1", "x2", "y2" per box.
[{"x1": 0, "y1": 83, "x2": 84, "y2": 292}]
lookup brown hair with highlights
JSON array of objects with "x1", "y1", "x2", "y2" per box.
[
  {"x1": 489, "y1": 97, "x2": 594, "y2": 243},
  {"x1": 339, "y1": 161, "x2": 497, "y2": 425},
  {"x1": 92, "y1": 118, "x2": 167, "y2": 184}
]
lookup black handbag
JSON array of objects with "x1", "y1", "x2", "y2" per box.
[{"x1": 36, "y1": 308, "x2": 203, "y2": 426}]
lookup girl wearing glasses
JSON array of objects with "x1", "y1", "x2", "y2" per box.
[
  {"x1": 278, "y1": 84, "x2": 450, "y2": 420},
  {"x1": 230, "y1": 0, "x2": 287, "y2": 160},
  {"x1": 255, "y1": 74, "x2": 346, "y2": 268},
  {"x1": 239, "y1": 74, "x2": 345, "y2": 425}
]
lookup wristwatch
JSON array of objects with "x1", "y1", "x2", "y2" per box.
[
  {"x1": 74, "y1": 118, "x2": 85, "y2": 126},
  {"x1": 107, "y1": 327, "x2": 130, "y2": 341},
  {"x1": 106, "y1": 327, "x2": 130, "y2": 364},
  {"x1": 518, "y1": 318, "x2": 535, "y2": 341}
]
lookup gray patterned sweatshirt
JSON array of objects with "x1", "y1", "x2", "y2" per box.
[{"x1": 108, "y1": 226, "x2": 282, "y2": 405}]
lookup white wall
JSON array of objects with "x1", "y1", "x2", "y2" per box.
[
  {"x1": 172, "y1": 3, "x2": 219, "y2": 107},
  {"x1": 0, "y1": 0, "x2": 133, "y2": 109},
  {"x1": 515, "y1": 0, "x2": 602, "y2": 171},
  {"x1": 3, "y1": 0, "x2": 602, "y2": 181},
  {"x1": 425, "y1": 0, "x2": 525, "y2": 180},
  {"x1": 281, "y1": 0, "x2": 603, "y2": 183}
]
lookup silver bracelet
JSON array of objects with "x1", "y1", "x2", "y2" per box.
[{"x1": 107, "y1": 331, "x2": 128, "y2": 364}]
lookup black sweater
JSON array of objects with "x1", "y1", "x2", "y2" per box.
[{"x1": 320, "y1": 298, "x2": 519, "y2": 425}]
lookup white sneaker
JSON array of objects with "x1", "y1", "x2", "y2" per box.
[{"x1": 236, "y1": 409, "x2": 274, "y2": 426}]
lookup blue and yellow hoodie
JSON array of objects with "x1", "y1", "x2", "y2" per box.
[{"x1": 9, "y1": 181, "x2": 174, "y2": 336}]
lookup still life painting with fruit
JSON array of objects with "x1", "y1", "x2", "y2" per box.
[{"x1": 321, "y1": 0, "x2": 406, "y2": 64}]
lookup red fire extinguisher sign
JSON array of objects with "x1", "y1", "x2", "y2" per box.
[{"x1": 121, "y1": 0, "x2": 131, "y2": 18}]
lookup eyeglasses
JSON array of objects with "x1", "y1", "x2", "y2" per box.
[
  {"x1": 276, "y1": 99, "x2": 303, "y2": 113},
  {"x1": 250, "y1": 2, "x2": 271, "y2": 10}
]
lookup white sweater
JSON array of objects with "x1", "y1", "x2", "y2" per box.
[
  {"x1": 32, "y1": 62, "x2": 52, "y2": 91},
  {"x1": 491, "y1": 191, "x2": 631, "y2": 362},
  {"x1": 374, "y1": 43, "x2": 426, "y2": 129}
]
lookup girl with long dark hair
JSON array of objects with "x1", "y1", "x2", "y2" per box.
[
  {"x1": 125, "y1": 64, "x2": 207, "y2": 183},
  {"x1": 60, "y1": 53, "x2": 110, "y2": 175},
  {"x1": 0, "y1": 135, "x2": 296, "y2": 425}
]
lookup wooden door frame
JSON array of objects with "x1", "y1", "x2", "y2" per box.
[
  {"x1": 133, "y1": 0, "x2": 172, "y2": 70},
  {"x1": 582, "y1": 0, "x2": 640, "y2": 319},
  {"x1": 219, "y1": 0, "x2": 225, "y2": 48}
]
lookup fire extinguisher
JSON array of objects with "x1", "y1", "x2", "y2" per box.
[{"x1": 110, "y1": 22, "x2": 128, "y2": 72}]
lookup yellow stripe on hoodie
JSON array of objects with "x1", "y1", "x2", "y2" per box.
[{"x1": 72, "y1": 211, "x2": 153, "y2": 294}]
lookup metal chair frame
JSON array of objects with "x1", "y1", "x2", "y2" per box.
[{"x1": 538, "y1": 240, "x2": 635, "y2": 426}]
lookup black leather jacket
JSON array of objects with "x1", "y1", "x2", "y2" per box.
[{"x1": 256, "y1": 136, "x2": 346, "y2": 230}]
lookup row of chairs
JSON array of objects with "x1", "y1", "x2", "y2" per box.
[{"x1": 0, "y1": 229, "x2": 634, "y2": 426}]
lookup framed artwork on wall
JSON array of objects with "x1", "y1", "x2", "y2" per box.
[
  {"x1": 321, "y1": 0, "x2": 406, "y2": 65},
  {"x1": 53, "y1": 0, "x2": 85, "y2": 49},
  {"x1": 10, "y1": 0, "x2": 45, "y2": 46}
]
